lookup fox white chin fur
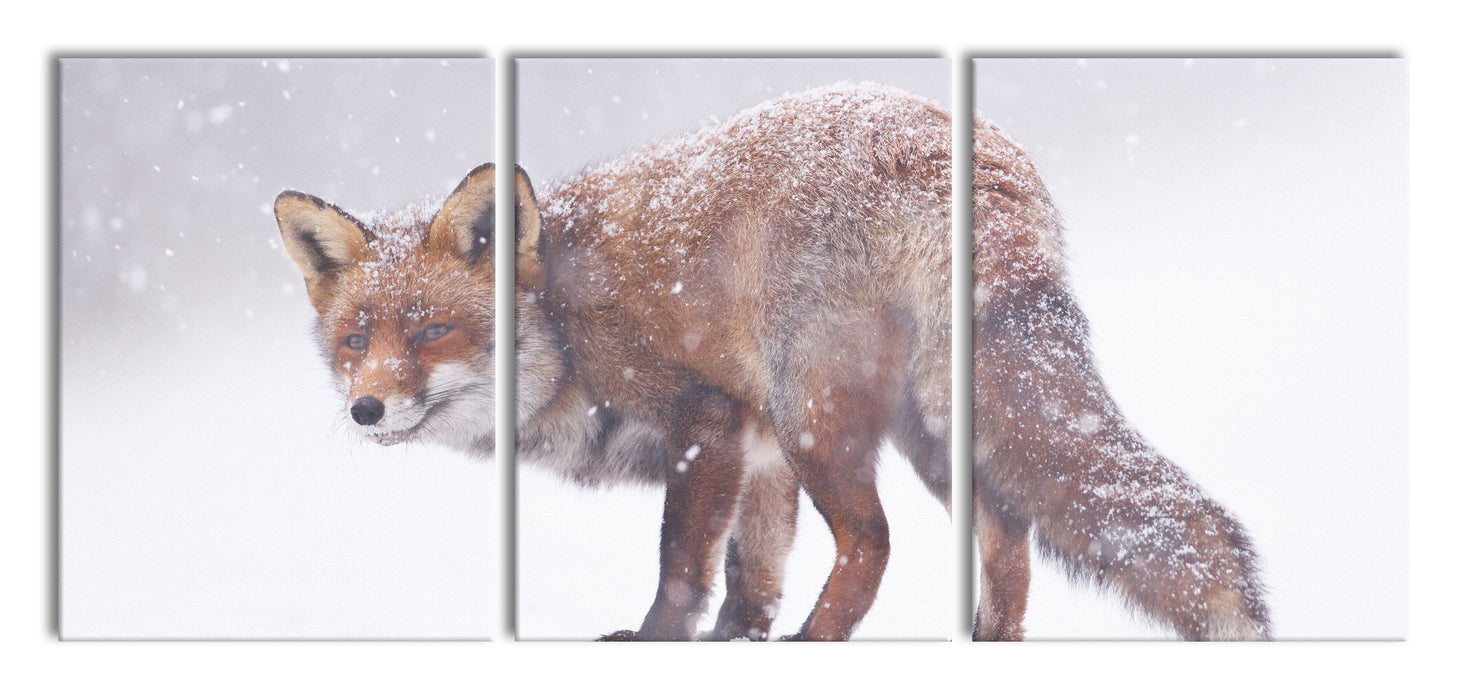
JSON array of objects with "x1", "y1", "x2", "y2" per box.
[{"x1": 347, "y1": 379, "x2": 495, "y2": 454}]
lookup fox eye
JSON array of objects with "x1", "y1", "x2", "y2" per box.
[
  {"x1": 344, "y1": 334, "x2": 368, "y2": 351},
  {"x1": 422, "y1": 323, "x2": 451, "y2": 342}
]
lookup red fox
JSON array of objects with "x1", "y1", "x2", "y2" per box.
[{"x1": 276, "y1": 82, "x2": 1269, "y2": 641}]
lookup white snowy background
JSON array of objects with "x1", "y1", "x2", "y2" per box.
[
  {"x1": 59, "y1": 59, "x2": 499, "y2": 638},
  {"x1": 55, "y1": 56, "x2": 1408, "y2": 643},
  {"x1": 973, "y1": 58, "x2": 1407, "y2": 639},
  {"x1": 514, "y1": 59, "x2": 956, "y2": 640}
]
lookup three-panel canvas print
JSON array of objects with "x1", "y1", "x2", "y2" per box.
[{"x1": 59, "y1": 57, "x2": 1406, "y2": 641}]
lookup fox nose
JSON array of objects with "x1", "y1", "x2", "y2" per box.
[{"x1": 351, "y1": 396, "x2": 386, "y2": 426}]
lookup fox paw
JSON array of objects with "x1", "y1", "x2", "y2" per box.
[{"x1": 597, "y1": 629, "x2": 640, "y2": 641}]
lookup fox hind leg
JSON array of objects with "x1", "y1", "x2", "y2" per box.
[
  {"x1": 783, "y1": 431, "x2": 890, "y2": 642},
  {"x1": 972, "y1": 482, "x2": 1031, "y2": 641},
  {"x1": 771, "y1": 318, "x2": 901, "y2": 641}
]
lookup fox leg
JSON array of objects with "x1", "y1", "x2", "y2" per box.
[
  {"x1": 783, "y1": 439, "x2": 889, "y2": 641},
  {"x1": 771, "y1": 326, "x2": 900, "y2": 641},
  {"x1": 606, "y1": 386, "x2": 746, "y2": 641},
  {"x1": 972, "y1": 483, "x2": 1031, "y2": 641},
  {"x1": 705, "y1": 423, "x2": 799, "y2": 641}
]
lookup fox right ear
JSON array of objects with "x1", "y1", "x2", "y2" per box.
[
  {"x1": 429, "y1": 163, "x2": 497, "y2": 264},
  {"x1": 275, "y1": 191, "x2": 371, "y2": 309},
  {"x1": 514, "y1": 165, "x2": 546, "y2": 292}
]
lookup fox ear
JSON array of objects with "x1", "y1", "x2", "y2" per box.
[
  {"x1": 275, "y1": 191, "x2": 371, "y2": 309},
  {"x1": 514, "y1": 165, "x2": 546, "y2": 292},
  {"x1": 429, "y1": 163, "x2": 497, "y2": 264}
]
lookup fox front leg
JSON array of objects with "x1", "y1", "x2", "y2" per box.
[
  {"x1": 703, "y1": 428, "x2": 799, "y2": 641},
  {"x1": 599, "y1": 387, "x2": 746, "y2": 641}
]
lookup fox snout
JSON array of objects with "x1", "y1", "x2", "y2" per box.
[{"x1": 350, "y1": 396, "x2": 386, "y2": 426}]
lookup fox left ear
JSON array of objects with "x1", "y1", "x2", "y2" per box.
[
  {"x1": 275, "y1": 190, "x2": 372, "y2": 312},
  {"x1": 429, "y1": 163, "x2": 497, "y2": 264}
]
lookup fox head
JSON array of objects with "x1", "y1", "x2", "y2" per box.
[{"x1": 275, "y1": 163, "x2": 539, "y2": 454}]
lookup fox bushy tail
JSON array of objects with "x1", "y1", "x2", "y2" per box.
[{"x1": 970, "y1": 118, "x2": 1270, "y2": 641}]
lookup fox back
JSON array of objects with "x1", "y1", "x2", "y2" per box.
[{"x1": 517, "y1": 83, "x2": 953, "y2": 492}]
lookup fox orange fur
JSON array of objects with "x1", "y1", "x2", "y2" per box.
[{"x1": 276, "y1": 82, "x2": 1269, "y2": 641}]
